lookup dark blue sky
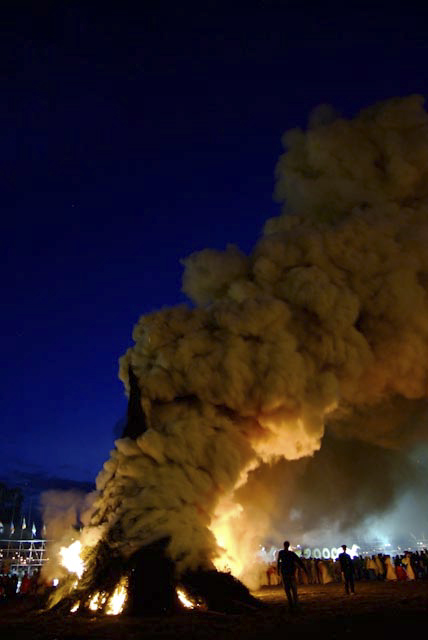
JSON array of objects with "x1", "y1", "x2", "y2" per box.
[{"x1": 2, "y1": 2, "x2": 427, "y2": 505}]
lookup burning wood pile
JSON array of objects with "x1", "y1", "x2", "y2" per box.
[
  {"x1": 51, "y1": 527, "x2": 260, "y2": 615},
  {"x1": 48, "y1": 369, "x2": 260, "y2": 615}
]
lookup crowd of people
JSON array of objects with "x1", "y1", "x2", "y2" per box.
[
  {"x1": 267, "y1": 546, "x2": 428, "y2": 589},
  {"x1": 1, "y1": 546, "x2": 427, "y2": 607},
  {"x1": 272, "y1": 541, "x2": 428, "y2": 610},
  {"x1": 0, "y1": 568, "x2": 41, "y2": 602}
]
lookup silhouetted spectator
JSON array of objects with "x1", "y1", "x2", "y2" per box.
[
  {"x1": 420, "y1": 550, "x2": 428, "y2": 578},
  {"x1": 30, "y1": 569, "x2": 40, "y2": 594},
  {"x1": 334, "y1": 558, "x2": 342, "y2": 582},
  {"x1": 277, "y1": 541, "x2": 307, "y2": 610},
  {"x1": 366, "y1": 555, "x2": 378, "y2": 580},
  {"x1": 5, "y1": 574, "x2": 17, "y2": 599},
  {"x1": 309, "y1": 557, "x2": 318, "y2": 584},
  {"x1": 338, "y1": 545, "x2": 355, "y2": 594},
  {"x1": 395, "y1": 555, "x2": 407, "y2": 581},
  {"x1": 375, "y1": 554, "x2": 385, "y2": 580},
  {"x1": 352, "y1": 555, "x2": 363, "y2": 581},
  {"x1": 402, "y1": 552, "x2": 415, "y2": 580},
  {"x1": 20, "y1": 572, "x2": 30, "y2": 595},
  {"x1": 385, "y1": 555, "x2": 397, "y2": 581}
]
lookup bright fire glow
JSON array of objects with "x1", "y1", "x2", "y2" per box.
[
  {"x1": 69, "y1": 578, "x2": 128, "y2": 615},
  {"x1": 88, "y1": 592, "x2": 107, "y2": 611},
  {"x1": 177, "y1": 588, "x2": 197, "y2": 609},
  {"x1": 59, "y1": 540, "x2": 84, "y2": 579},
  {"x1": 106, "y1": 577, "x2": 128, "y2": 615},
  {"x1": 210, "y1": 497, "x2": 245, "y2": 577}
]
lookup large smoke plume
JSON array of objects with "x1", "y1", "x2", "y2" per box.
[{"x1": 52, "y1": 95, "x2": 428, "y2": 591}]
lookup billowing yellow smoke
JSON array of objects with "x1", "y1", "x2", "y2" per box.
[{"x1": 59, "y1": 96, "x2": 428, "y2": 589}]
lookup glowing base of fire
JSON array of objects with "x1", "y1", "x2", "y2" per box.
[
  {"x1": 106, "y1": 577, "x2": 128, "y2": 615},
  {"x1": 69, "y1": 583, "x2": 199, "y2": 614},
  {"x1": 60, "y1": 540, "x2": 201, "y2": 614},
  {"x1": 177, "y1": 587, "x2": 201, "y2": 609},
  {"x1": 70, "y1": 576, "x2": 128, "y2": 615}
]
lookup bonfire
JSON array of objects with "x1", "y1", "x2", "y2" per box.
[{"x1": 46, "y1": 95, "x2": 428, "y2": 616}]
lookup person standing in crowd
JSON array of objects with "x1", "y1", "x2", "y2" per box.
[
  {"x1": 395, "y1": 555, "x2": 407, "y2": 581},
  {"x1": 384, "y1": 555, "x2": 397, "y2": 580},
  {"x1": 309, "y1": 556, "x2": 318, "y2": 584},
  {"x1": 277, "y1": 540, "x2": 307, "y2": 611},
  {"x1": 19, "y1": 572, "x2": 31, "y2": 596},
  {"x1": 353, "y1": 555, "x2": 364, "y2": 580},
  {"x1": 375, "y1": 553, "x2": 385, "y2": 580},
  {"x1": 338, "y1": 545, "x2": 355, "y2": 595},
  {"x1": 402, "y1": 552, "x2": 415, "y2": 580}
]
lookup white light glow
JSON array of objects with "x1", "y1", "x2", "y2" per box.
[
  {"x1": 59, "y1": 540, "x2": 84, "y2": 579},
  {"x1": 106, "y1": 577, "x2": 128, "y2": 615},
  {"x1": 177, "y1": 588, "x2": 197, "y2": 609}
]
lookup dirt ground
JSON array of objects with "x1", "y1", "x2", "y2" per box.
[{"x1": 1, "y1": 581, "x2": 427, "y2": 639}]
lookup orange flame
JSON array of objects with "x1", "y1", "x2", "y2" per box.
[
  {"x1": 59, "y1": 540, "x2": 84, "y2": 579},
  {"x1": 177, "y1": 587, "x2": 198, "y2": 609},
  {"x1": 106, "y1": 577, "x2": 128, "y2": 615}
]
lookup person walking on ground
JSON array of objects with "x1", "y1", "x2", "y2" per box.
[
  {"x1": 338, "y1": 545, "x2": 355, "y2": 595},
  {"x1": 277, "y1": 540, "x2": 307, "y2": 611}
]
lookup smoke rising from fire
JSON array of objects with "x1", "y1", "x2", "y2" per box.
[
  {"x1": 40, "y1": 490, "x2": 96, "y2": 582},
  {"x1": 56, "y1": 95, "x2": 428, "y2": 588}
]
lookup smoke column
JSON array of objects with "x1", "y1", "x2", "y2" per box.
[{"x1": 63, "y1": 96, "x2": 428, "y2": 587}]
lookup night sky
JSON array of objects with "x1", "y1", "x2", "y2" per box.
[{"x1": 2, "y1": 2, "x2": 427, "y2": 510}]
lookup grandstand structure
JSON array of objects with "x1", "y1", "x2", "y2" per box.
[
  {"x1": 0, "y1": 482, "x2": 49, "y2": 575},
  {"x1": 0, "y1": 537, "x2": 48, "y2": 575}
]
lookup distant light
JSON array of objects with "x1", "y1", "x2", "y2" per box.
[{"x1": 53, "y1": 578, "x2": 59, "y2": 587}]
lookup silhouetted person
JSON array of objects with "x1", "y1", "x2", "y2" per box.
[
  {"x1": 30, "y1": 568, "x2": 40, "y2": 594},
  {"x1": 20, "y1": 572, "x2": 30, "y2": 596},
  {"x1": 338, "y1": 545, "x2": 355, "y2": 594},
  {"x1": 277, "y1": 540, "x2": 307, "y2": 610}
]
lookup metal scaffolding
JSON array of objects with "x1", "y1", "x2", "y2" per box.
[{"x1": 0, "y1": 538, "x2": 48, "y2": 575}]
